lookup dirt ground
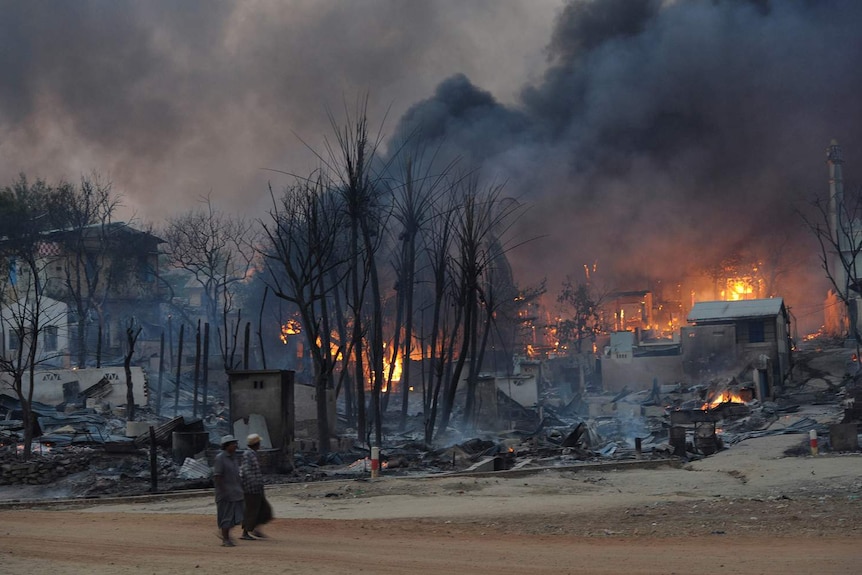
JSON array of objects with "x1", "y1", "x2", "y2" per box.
[
  {"x1": 1, "y1": 343, "x2": 860, "y2": 574},
  {"x1": 2, "y1": 431, "x2": 860, "y2": 575}
]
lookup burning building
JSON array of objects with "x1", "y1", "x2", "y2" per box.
[
  {"x1": 682, "y1": 298, "x2": 792, "y2": 401},
  {"x1": 597, "y1": 297, "x2": 792, "y2": 400}
]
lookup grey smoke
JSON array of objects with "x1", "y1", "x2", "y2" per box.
[
  {"x1": 390, "y1": 0, "x2": 862, "y2": 332},
  {"x1": 1, "y1": 0, "x2": 860, "y2": 334},
  {"x1": 0, "y1": 0, "x2": 555, "y2": 217}
]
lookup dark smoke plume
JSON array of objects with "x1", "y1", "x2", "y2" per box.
[
  {"x1": 390, "y1": 0, "x2": 862, "y2": 332},
  {"x1": 1, "y1": 1, "x2": 860, "y2": 333}
]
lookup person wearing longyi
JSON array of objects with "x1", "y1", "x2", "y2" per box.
[
  {"x1": 213, "y1": 434, "x2": 244, "y2": 546},
  {"x1": 240, "y1": 433, "x2": 273, "y2": 540}
]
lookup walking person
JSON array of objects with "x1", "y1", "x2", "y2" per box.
[
  {"x1": 240, "y1": 433, "x2": 273, "y2": 540},
  {"x1": 213, "y1": 434, "x2": 244, "y2": 547}
]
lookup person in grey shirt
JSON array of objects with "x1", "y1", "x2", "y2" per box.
[{"x1": 213, "y1": 435, "x2": 244, "y2": 546}]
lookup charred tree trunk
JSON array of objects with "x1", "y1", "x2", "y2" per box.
[
  {"x1": 125, "y1": 319, "x2": 142, "y2": 421},
  {"x1": 257, "y1": 287, "x2": 268, "y2": 370},
  {"x1": 156, "y1": 331, "x2": 165, "y2": 416},
  {"x1": 330, "y1": 271, "x2": 354, "y2": 425},
  {"x1": 96, "y1": 320, "x2": 103, "y2": 369},
  {"x1": 193, "y1": 320, "x2": 201, "y2": 418},
  {"x1": 436, "y1": 303, "x2": 470, "y2": 440},
  {"x1": 243, "y1": 321, "x2": 251, "y2": 370},
  {"x1": 174, "y1": 324, "x2": 184, "y2": 417},
  {"x1": 399, "y1": 244, "x2": 416, "y2": 431},
  {"x1": 202, "y1": 323, "x2": 210, "y2": 417}
]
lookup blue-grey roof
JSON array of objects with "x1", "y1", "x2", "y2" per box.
[{"x1": 687, "y1": 298, "x2": 785, "y2": 323}]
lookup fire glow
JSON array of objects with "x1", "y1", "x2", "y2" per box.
[
  {"x1": 279, "y1": 319, "x2": 301, "y2": 344},
  {"x1": 701, "y1": 390, "x2": 747, "y2": 410}
]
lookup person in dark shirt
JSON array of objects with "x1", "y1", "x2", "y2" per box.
[{"x1": 213, "y1": 434, "x2": 244, "y2": 546}]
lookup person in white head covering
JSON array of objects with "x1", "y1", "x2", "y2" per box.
[{"x1": 239, "y1": 433, "x2": 272, "y2": 539}]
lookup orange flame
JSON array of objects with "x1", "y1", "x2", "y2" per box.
[
  {"x1": 701, "y1": 390, "x2": 746, "y2": 410},
  {"x1": 280, "y1": 319, "x2": 302, "y2": 344}
]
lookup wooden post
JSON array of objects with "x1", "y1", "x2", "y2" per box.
[
  {"x1": 149, "y1": 426, "x2": 158, "y2": 493},
  {"x1": 371, "y1": 446, "x2": 380, "y2": 479},
  {"x1": 257, "y1": 287, "x2": 268, "y2": 370},
  {"x1": 193, "y1": 320, "x2": 201, "y2": 418},
  {"x1": 174, "y1": 324, "x2": 185, "y2": 417},
  {"x1": 243, "y1": 322, "x2": 251, "y2": 370},
  {"x1": 96, "y1": 321, "x2": 103, "y2": 368},
  {"x1": 202, "y1": 323, "x2": 210, "y2": 417},
  {"x1": 156, "y1": 331, "x2": 165, "y2": 416}
]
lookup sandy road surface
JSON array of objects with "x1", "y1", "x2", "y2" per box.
[
  {"x1": 0, "y1": 511, "x2": 858, "y2": 575},
  {"x1": 2, "y1": 434, "x2": 860, "y2": 575}
]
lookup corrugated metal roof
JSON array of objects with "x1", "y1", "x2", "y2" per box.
[{"x1": 687, "y1": 298, "x2": 784, "y2": 322}]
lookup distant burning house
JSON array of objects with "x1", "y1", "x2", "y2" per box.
[{"x1": 682, "y1": 298, "x2": 792, "y2": 400}]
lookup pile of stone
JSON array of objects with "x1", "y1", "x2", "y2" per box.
[{"x1": 0, "y1": 453, "x2": 90, "y2": 486}]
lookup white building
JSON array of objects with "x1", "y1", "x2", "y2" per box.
[{"x1": 1, "y1": 295, "x2": 69, "y2": 369}]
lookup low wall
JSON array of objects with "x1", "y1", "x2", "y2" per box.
[
  {"x1": 600, "y1": 355, "x2": 686, "y2": 393},
  {"x1": 0, "y1": 367, "x2": 148, "y2": 408},
  {"x1": 0, "y1": 453, "x2": 90, "y2": 486}
]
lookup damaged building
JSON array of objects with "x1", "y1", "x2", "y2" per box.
[
  {"x1": 597, "y1": 297, "x2": 792, "y2": 401},
  {"x1": 683, "y1": 298, "x2": 793, "y2": 401}
]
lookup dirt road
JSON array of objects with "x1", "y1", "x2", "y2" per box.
[
  {"x1": 1, "y1": 507, "x2": 858, "y2": 575},
  {"x1": 2, "y1": 432, "x2": 860, "y2": 575}
]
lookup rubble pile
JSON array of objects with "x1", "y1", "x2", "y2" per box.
[
  {"x1": 2, "y1": 340, "x2": 860, "y2": 502},
  {"x1": 0, "y1": 452, "x2": 90, "y2": 486}
]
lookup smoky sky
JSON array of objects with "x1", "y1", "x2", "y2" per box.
[
  {"x1": 1, "y1": 0, "x2": 861, "y2": 332},
  {"x1": 390, "y1": 0, "x2": 862, "y2": 332},
  {"x1": 0, "y1": 0, "x2": 557, "y2": 216}
]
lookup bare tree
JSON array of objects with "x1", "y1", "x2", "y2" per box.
[
  {"x1": 420, "y1": 189, "x2": 460, "y2": 444},
  {"x1": 314, "y1": 98, "x2": 394, "y2": 447},
  {"x1": 162, "y1": 196, "x2": 256, "y2": 371},
  {"x1": 124, "y1": 317, "x2": 142, "y2": 420},
  {"x1": 262, "y1": 173, "x2": 348, "y2": 454},
  {"x1": 50, "y1": 174, "x2": 124, "y2": 368},
  {"x1": 556, "y1": 278, "x2": 604, "y2": 354},
  {"x1": 801, "y1": 185, "x2": 862, "y2": 352},
  {"x1": 436, "y1": 174, "x2": 524, "y2": 436},
  {"x1": 0, "y1": 176, "x2": 69, "y2": 459},
  {"x1": 385, "y1": 143, "x2": 456, "y2": 430}
]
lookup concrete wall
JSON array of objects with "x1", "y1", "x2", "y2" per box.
[
  {"x1": 495, "y1": 375, "x2": 539, "y2": 407},
  {"x1": 682, "y1": 319, "x2": 789, "y2": 390},
  {"x1": 600, "y1": 355, "x2": 686, "y2": 393},
  {"x1": 293, "y1": 383, "x2": 336, "y2": 439},
  {"x1": 228, "y1": 370, "x2": 294, "y2": 451},
  {"x1": 0, "y1": 366, "x2": 148, "y2": 407},
  {"x1": 474, "y1": 377, "x2": 500, "y2": 430},
  {"x1": 681, "y1": 324, "x2": 738, "y2": 380}
]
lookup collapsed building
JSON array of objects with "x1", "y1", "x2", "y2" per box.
[
  {"x1": 2, "y1": 144, "x2": 860, "y2": 495},
  {"x1": 599, "y1": 298, "x2": 792, "y2": 399}
]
